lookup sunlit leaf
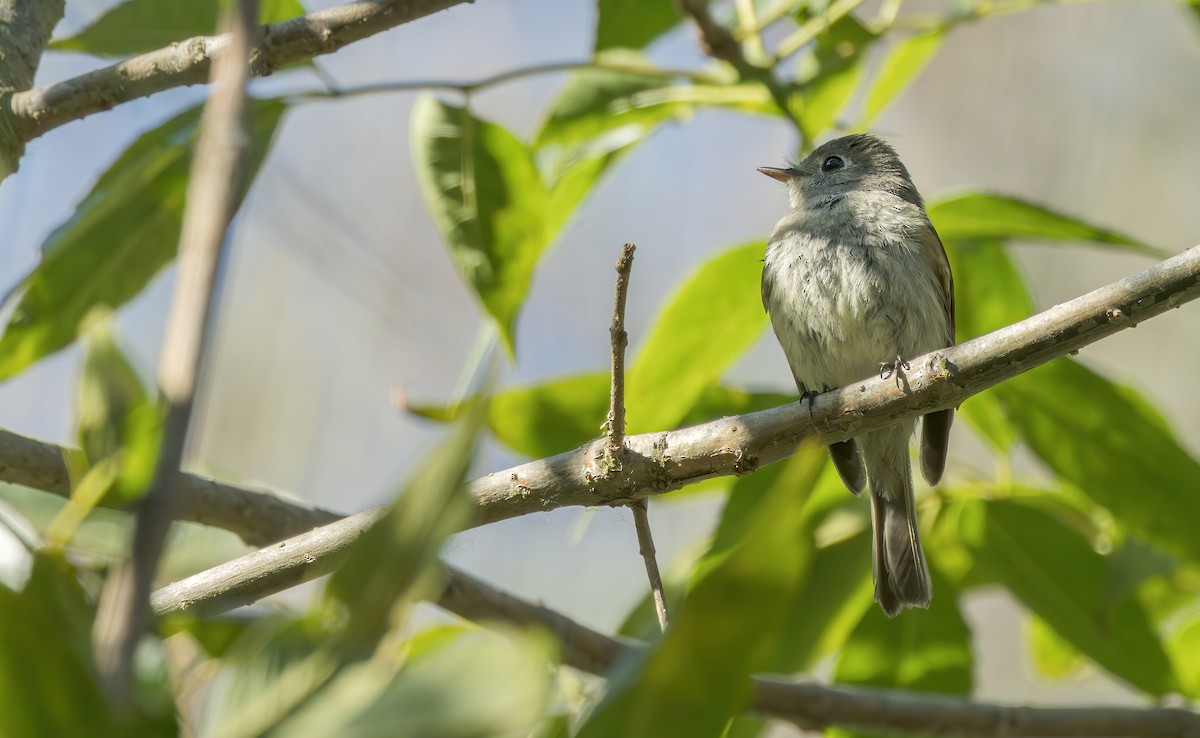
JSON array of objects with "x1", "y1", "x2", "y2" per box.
[
  {"x1": 928, "y1": 193, "x2": 1165, "y2": 255},
  {"x1": 51, "y1": 0, "x2": 304, "y2": 56},
  {"x1": 1027, "y1": 615, "x2": 1086, "y2": 681},
  {"x1": 1170, "y1": 618, "x2": 1200, "y2": 699},
  {"x1": 537, "y1": 58, "x2": 773, "y2": 149},
  {"x1": 626, "y1": 242, "x2": 770, "y2": 434},
  {"x1": 795, "y1": 15, "x2": 876, "y2": 143},
  {"x1": 594, "y1": 0, "x2": 684, "y2": 51},
  {"x1": 859, "y1": 29, "x2": 943, "y2": 127},
  {"x1": 579, "y1": 443, "x2": 825, "y2": 738},
  {"x1": 0, "y1": 99, "x2": 288, "y2": 382},
  {"x1": 963, "y1": 499, "x2": 1176, "y2": 695},
  {"x1": 998, "y1": 359, "x2": 1200, "y2": 566},
  {"x1": 411, "y1": 95, "x2": 551, "y2": 355}
]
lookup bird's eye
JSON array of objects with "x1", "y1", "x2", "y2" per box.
[{"x1": 821, "y1": 155, "x2": 845, "y2": 172}]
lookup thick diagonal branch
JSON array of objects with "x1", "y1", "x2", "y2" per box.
[
  {"x1": 5, "y1": 0, "x2": 474, "y2": 147},
  {"x1": 0, "y1": 0, "x2": 65, "y2": 176},
  {"x1": 132, "y1": 245, "x2": 1200, "y2": 618}
]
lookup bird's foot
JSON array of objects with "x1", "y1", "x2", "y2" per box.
[{"x1": 879, "y1": 356, "x2": 910, "y2": 380}]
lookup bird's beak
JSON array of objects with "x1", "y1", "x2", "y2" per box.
[{"x1": 757, "y1": 166, "x2": 803, "y2": 183}]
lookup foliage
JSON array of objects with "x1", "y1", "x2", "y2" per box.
[{"x1": 1, "y1": 0, "x2": 1197, "y2": 737}]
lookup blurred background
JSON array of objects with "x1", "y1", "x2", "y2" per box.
[{"x1": 2, "y1": 0, "x2": 1199, "y2": 731}]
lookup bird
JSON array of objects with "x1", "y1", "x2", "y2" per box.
[{"x1": 758, "y1": 133, "x2": 955, "y2": 617}]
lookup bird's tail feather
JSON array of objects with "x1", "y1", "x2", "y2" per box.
[{"x1": 862, "y1": 423, "x2": 931, "y2": 617}]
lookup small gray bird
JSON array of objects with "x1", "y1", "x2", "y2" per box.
[{"x1": 759, "y1": 134, "x2": 955, "y2": 617}]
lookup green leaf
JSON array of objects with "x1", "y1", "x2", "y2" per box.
[
  {"x1": 51, "y1": 0, "x2": 304, "y2": 57},
  {"x1": 964, "y1": 499, "x2": 1175, "y2": 694},
  {"x1": 795, "y1": 15, "x2": 876, "y2": 143},
  {"x1": 594, "y1": 0, "x2": 684, "y2": 51},
  {"x1": 1027, "y1": 615, "x2": 1086, "y2": 681},
  {"x1": 626, "y1": 242, "x2": 770, "y2": 433},
  {"x1": 928, "y1": 193, "x2": 1165, "y2": 255},
  {"x1": 0, "y1": 553, "x2": 173, "y2": 736},
  {"x1": 941, "y1": 238, "x2": 1032, "y2": 452},
  {"x1": 411, "y1": 95, "x2": 552, "y2": 355},
  {"x1": 859, "y1": 29, "x2": 944, "y2": 127},
  {"x1": 998, "y1": 359, "x2": 1200, "y2": 566},
  {"x1": 537, "y1": 60, "x2": 773, "y2": 149},
  {"x1": 0, "y1": 99, "x2": 288, "y2": 382},
  {"x1": 578, "y1": 442, "x2": 825, "y2": 738},
  {"x1": 269, "y1": 627, "x2": 554, "y2": 738},
  {"x1": 1170, "y1": 617, "x2": 1200, "y2": 699},
  {"x1": 325, "y1": 400, "x2": 483, "y2": 655},
  {"x1": 483, "y1": 373, "x2": 609, "y2": 457},
  {"x1": 832, "y1": 569, "x2": 972, "y2": 693}
]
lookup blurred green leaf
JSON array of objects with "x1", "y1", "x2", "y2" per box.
[
  {"x1": 831, "y1": 569, "x2": 972, "y2": 699},
  {"x1": 67, "y1": 317, "x2": 162, "y2": 513},
  {"x1": 795, "y1": 15, "x2": 876, "y2": 143},
  {"x1": 412, "y1": 95, "x2": 551, "y2": 355},
  {"x1": 0, "y1": 553, "x2": 173, "y2": 736},
  {"x1": 537, "y1": 59, "x2": 773, "y2": 149},
  {"x1": 579, "y1": 443, "x2": 825, "y2": 738},
  {"x1": 325, "y1": 400, "x2": 483, "y2": 655},
  {"x1": 270, "y1": 627, "x2": 553, "y2": 738},
  {"x1": 859, "y1": 29, "x2": 943, "y2": 127},
  {"x1": 0, "y1": 99, "x2": 287, "y2": 382},
  {"x1": 626, "y1": 242, "x2": 770, "y2": 433},
  {"x1": 51, "y1": 0, "x2": 303, "y2": 56},
  {"x1": 678, "y1": 386, "x2": 794, "y2": 427},
  {"x1": 998, "y1": 359, "x2": 1200, "y2": 566},
  {"x1": 594, "y1": 0, "x2": 683, "y2": 51},
  {"x1": 1027, "y1": 615, "x2": 1086, "y2": 681},
  {"x1": 1104, "y1": 537, "x2": 1177, "y2": 610},
  {"x1": 1169, "y1": 617, "x2": 1200, "y2": 699},
  {"x1": 771, "y1": 530, "x2": 872, "y2": 673},
  {"x1": 928, "y1": 193, "x2": 1165, "y2": 255},
  {"x1": 964, "y1": 499, "x2": 1176, "y2": 695},
  {"x1": 941, "y1": 238, "x2": 1031, "y2": 452}
]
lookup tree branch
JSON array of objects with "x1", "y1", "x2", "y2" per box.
[
  {"x1": 430, "y1": 568, "x2": 1200, "y2": 737},
  {"x1": 0, "y1": 427, "x2": 343, "y2": 547},
  {"x1": 92, "y1": 0, "x2": 258, "y2": 702},
  {"x1": 0, "y1": 0, "x2": 65, "y2": 176},
  {"x1": 4, "y1": 0, "x2": 475, "y2": 147}
]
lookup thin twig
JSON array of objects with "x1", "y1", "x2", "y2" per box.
[
  {"x1": 604, "y1": 243, "x2": 669, "y2": 632},
  {"x1": 91, "y1": 0, "x2": 258, "y2": 705},
  {"x1": 295, "y1": 60, "x2": 717, "y2": 102},
  {"x1": 630, "y1": 499, "x2": 668, "y2": 631},
  {"x1": 606, "y1": 243, "x2": 635, "y2": 449},
  {"x1": 773, "y1": 0, "x2": 870, "y2": 63},
  {"x1": 430, "y1": 569, "x2": 1200, "y2": 737}
]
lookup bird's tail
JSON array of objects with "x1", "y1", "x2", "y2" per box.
[{"x1": 862, "y1": 422, "x2": 931, "y2": 617}]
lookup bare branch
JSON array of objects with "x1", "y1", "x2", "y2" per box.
[
  {"x1": 432, "y1": 568, "x2": 1200, "y2": 738},
  {"x1": 5, "y1": 0, "x2": 474, "y2": 145},
  {"x1": 92, "y1": 0, "x2": 258, "y2": 703},
  {"x1": 0, "y1": 0, "x2": 65, "y2": 175}
]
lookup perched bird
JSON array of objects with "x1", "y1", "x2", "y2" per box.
[{"x1": 759, "y1": 134, "x2": 955, "y2": 617}]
